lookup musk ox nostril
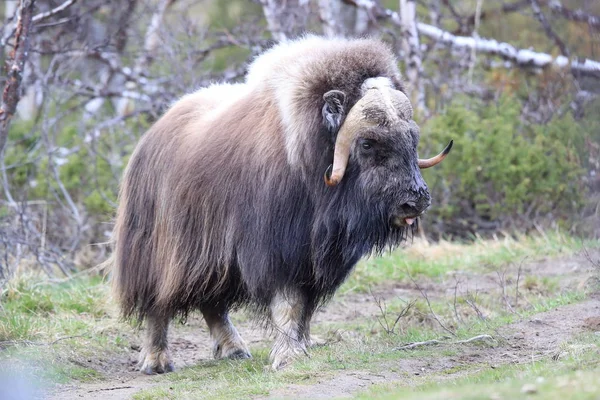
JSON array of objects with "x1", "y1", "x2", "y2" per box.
[
  {"x1": 400, "y1": 203, "x2": 419, "y2": 217},
  {"x1": 401, "y1": 196, "x2": 431, "y2": 217}
]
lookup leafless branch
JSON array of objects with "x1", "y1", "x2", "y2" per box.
[
  {"x1": 515, "y1": 262, "x2": 523, "y2": 308},
  {"x1": 32, "y1": 0, "x2": 77, "y2": 23},
  {"x1": 496, "y1": 268, "x2": 519, "y2": 314},
  {"x1": 409, "y1": 275, "x2": 456, "y2": 337},
  {"x1": 530, "y1": 0, "x2": 570, "y2": 57},
  {"x1": 344, "y1": 0, "x2": 600, "y2": 79},
  {"x1": 371, "y1": 289, "x2": 416, "y2": 335},
  {"x1": 395, "y1": 338, "x2": 441, "y2": 350},
  {"x1": 548, "y1": 0, "x2": 600, "y2": 31},
  {"x1": 452, "y1": 277, "x2": 464, "y2": 325},
  {"x1": 395, "y1": 334, "x2": 495, "y2": 350},
  {"x1": 443, "y1": 0, "x2": 530, "y2": 34}
]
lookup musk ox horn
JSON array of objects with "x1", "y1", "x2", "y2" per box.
[
  {"x1": 418, "y1": 140, "x2": 454, "y2": 169},
  {"x1": 324, "y1": 84, "x2": 412, "y2": 187}
]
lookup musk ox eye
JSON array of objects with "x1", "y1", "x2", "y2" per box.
[{"x1": 361, "y1": 139, "x2": 375, "y2": 151}]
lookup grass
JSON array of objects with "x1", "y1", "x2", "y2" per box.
[
  {"x1": 357, "y1": 333, "x2": 600, "y2": 400},
  {"x1": 0, "y1": 231, "x2": 598, "y2": 399},
  {"x1": 0, "y1": 274, "x2": 130, "y2": 385},
  {"x1": 0, "y1": 274, "x2": 111, "y2": 342},
  {"x1": 341, "y1": 231, "x2": 598, "y2": 293}
]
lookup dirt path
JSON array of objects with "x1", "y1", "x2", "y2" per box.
[
  {"x1": 268, "y1": 297, "x2": 600, "y2": 399},
  {"x1": 46, "y1": 251, "x2": 599, "y2": 400}
]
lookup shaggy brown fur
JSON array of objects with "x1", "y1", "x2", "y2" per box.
[{"x1": 110, "y1": 35, "x2": 435, "y2": 372}]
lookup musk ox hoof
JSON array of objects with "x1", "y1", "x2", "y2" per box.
[
  {"x1": 270, "y1": 345, "x2": 307, "y2": 371},
  {"x1": 213, "y1": 342, "x2": 252, "y2": 360},
  {"x1": 139, "y1": 351, "x2": 174, "y2": 375}
]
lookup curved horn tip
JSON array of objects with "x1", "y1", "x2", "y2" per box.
[
  {"x1": 418, "y1": 140, "x2": 454, "y2": 169},
  {"x1": 443, "y1": 140, "x2": 454, "y2": 155},
  {"x1": 324, "y1": 165, "x2": 340, "y2": 187}
]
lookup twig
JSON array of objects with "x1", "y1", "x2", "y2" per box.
[
  {"x1": 409, "y1": 274, "x2": 456, "y2": 337},
  {"x1": 530, "y1": 0, "x2": 570, "y2": 57},
  {"x1": 0, "y1": 335, "x2": 87, "y2": 348},
  {"x1": 395, "y1": 334, "x2": 495, "y2": 350},
  {"x1": 371, "y1": 288, "x2": 416, "y2": 335},
  {"x1": 452, "y1": 277, "x2": 464, "y2": 326},
  {"x1": 32, "y1": 0, "x2": 77, "y2": 23},
  {"x1": 548, "y1": 0, "x2": 600, "y2": 32},
  {"x1": 496, "y1": 268, "x2": 518, "y2": 314},
  {"x1": 515, "y1": 261, "x2": 523, "y2": 308},
  {"x1": 87, "y1": 386, "x2": 134, "y2": 393},
  {"x1": 395, "y1": 339, "x2": 441, "y2": 350},
  {"x1": 581, "y1": 241, "x2": 600, "y2": 270},
  {"x1": 455, "y1": 334, "x2": 494, "y2": 344}
]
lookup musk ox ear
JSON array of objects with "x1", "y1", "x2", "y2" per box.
[{"x1": 322, "y1": 90, "x2": 347, "y2": 134}]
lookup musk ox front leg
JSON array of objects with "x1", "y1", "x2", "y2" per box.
[
  {"x1": 139, "y1": 314, "x2": 174, "y2": 375},
  {"x1": 201, "y1": 305, "x2": 251, "y2": 360},
  {"x1": 270, "y1": 289, "x2": 310, "y2": 370}
]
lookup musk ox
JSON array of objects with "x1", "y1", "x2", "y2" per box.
[{"x1": 111, "y1": 35, "x2": 452, "y2": 373}]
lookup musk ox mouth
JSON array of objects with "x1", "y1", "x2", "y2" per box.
[{"x1": 391, "y1": 216, "x2": 420, "y2": 227}]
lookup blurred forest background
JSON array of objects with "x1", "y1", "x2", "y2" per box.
[{"x1": 0, "y1": 0, "x2": 598, "y2": 283}]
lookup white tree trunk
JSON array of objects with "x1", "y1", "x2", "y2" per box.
[
  {"x1": 417, "y1": 22, "x2": 600, "y2": 77},
  {"x1": 260, "y1": 0, "x2": 310, "y2": 42},
  {"x1": 318, "y1": 0, "x2": 343, "y2": 38},
  {"x1": 400, "y1": 0, "x2": 426, "y2": 113},
  {"x1": 345, "y1": 0, "x2": 600, "y2": 78},
  {"x1": 116, "y1": 0, "x2": 175, "y2": 116}
]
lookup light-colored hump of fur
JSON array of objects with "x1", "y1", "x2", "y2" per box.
[
  {"x1": 246, "y1": 35, "x2": 401, "y2": 168},
  {"x1": 176, "y1": 83, "x2": 251, "y2": 126},
  {"x1": 151, "y1": 85, "x2": 284, "y2": 307},
  {"x1": 111, "y1": 83, "x2": 249, "y2": 314}
]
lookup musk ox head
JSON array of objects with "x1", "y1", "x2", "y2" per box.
[{"x1": 322, "y1": 76, "x2": 452, "y2": 228}]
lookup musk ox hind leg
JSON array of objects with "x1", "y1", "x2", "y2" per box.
[
  {"x1": 269, "y1": 289, "x2": 311, "y2": 370},
  {"x1": 201, "y1": 305, "x2": 251, "y2": 360},
  {"x1": 139, "y1": 313, "x2": 174, "y2": 375}
]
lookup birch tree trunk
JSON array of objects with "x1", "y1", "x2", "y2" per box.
[
  {"x1": 115, "y1": 0, "x2": 175, "y2": 116},
  {"x1": 399, "y1": 0, "x2": 426, "y2": 114},
  {"x1": 260, "y1": 0, "x2": 310, "y2": 42},
  {"x1": 318, "y1": 0, "x2": 343, "y2": 37}
]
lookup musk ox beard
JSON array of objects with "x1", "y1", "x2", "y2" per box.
[{"x1": 110, "y1": 35, "x2": 452, "y2": 373}]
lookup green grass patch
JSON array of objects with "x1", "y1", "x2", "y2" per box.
[
  {"x1": 357, "y1": 333, "x2": 600, "y2": 400},
  {"x1": 342, "y1": 232, "x2": 597, "y2": 293},
  {"x1": 0, "y1": 274, "x2": 132, "y2": 384},
  {"x1": 0, "y1": 274, "x2": 110, "y2": 342}
]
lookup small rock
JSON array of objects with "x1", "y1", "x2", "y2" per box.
[{"x1": 521, "y1": 383, "x2": 537, "y2": 394}]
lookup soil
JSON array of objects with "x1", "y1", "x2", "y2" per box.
[{"x1": 45, "y1": 250, "x2": 600, "y2": 400}]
